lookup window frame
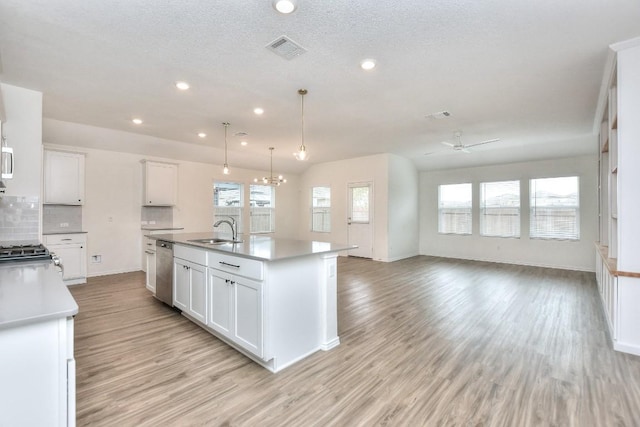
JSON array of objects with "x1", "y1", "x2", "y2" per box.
[
  {"x1": 249, "y1": 184, "x2": 276, "y2": 234},
  {"x1": 529, "y1": 176, "x2": 580, "y2": 241},
  {"x1": 479, "y1": 180, "x2": 521, "y2": 238},
  {"x1": 311, "y1": 186, "x2": 331, "y2": 233},
  {"x1": 438, "y1": 183, "x2": 472, "y2": 235},
  {"x1": 213, "y1": 181, "x2": 244, "y2": 234}
]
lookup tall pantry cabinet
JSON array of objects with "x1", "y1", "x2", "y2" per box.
[{"x1": 595, "y1": 37, "x2": 640, "y2": 356}]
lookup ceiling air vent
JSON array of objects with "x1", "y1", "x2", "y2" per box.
[
  {"x1": 425, "y1": 111, "x2": 452, "y2": 120},
  {"x1": 266, "y1": 35, "x2": 307, "y2": 60}
]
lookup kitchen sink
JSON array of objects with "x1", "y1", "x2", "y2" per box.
[{"x1": 188, "y1": 238, "x2": 242, "y2": 245}]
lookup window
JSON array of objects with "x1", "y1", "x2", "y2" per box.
[
  {"x1": 312, "y1": 186, "x2": 331, "y2": 232},
  {"x1": 530, "y1": 176, "x2": 579, "y2": 240},
  {"x1": 438, "y1": 183, "x2": 472, "y2": 234},
  {"x1": 250, "y1": 184, "x2": 275, "y2": 233},
  {"x1": 350, "y1": 185, "x2": 370, "y2": 223},
  {"x1": 480, "y1": 180, "x2": 520, "y2": 237},
  {"x1": 213, "y1": 181, "x2": 244, "y2": 233}
]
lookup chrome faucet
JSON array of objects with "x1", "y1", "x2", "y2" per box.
[{"x1": 214, "y1": 216, "x2": 238, "y2": 242}]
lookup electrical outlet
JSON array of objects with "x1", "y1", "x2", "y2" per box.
[
  {"x1": 60, "y1": 222, "x2": 69, "y2": 228},
  {"x1": 91, "y1": 255, "x2": 102, "y2": 263}
]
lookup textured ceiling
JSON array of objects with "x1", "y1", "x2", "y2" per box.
[{"x1": 1, "y1": 0, "x2": 640, "y2": 174}]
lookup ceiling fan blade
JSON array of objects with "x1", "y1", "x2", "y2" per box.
[
  {"x1": 464, "y1": 138, "x2": 500, "y2": 148},
  {"x1": 441, "y1": 141, "x2": 455, "y2": 147},
  {"x1": 461, "y1": 148, "x2": 472, "y2": 154}
]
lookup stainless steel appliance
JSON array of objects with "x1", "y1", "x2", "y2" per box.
[{"x1": 155, "y1": 240, "x2": 173, "y2": 305}]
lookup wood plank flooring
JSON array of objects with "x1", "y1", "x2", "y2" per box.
[{"x1": 69, "y1": 256, "x2": 640, "y2": 426}]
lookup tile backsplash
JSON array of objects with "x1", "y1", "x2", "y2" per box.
[
  {"x1": 43, "y1": 205, "x2": 83, "y2": 234},
  {"x1": 0, "y1": 196, "x2": 40, "y2": 242},
  {"x1": 141, "y1": 206, "x2": 173, "y2": 227}
]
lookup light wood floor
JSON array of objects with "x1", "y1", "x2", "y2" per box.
[{"x1": 70, "y1": 256, "x2": 640, "y2": 426}]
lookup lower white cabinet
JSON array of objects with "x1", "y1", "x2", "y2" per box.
[
  {"x1": 173, "y1": 257, "x2": 207, "y2": 324},
  {"x1": 44, "y1": 233, "x2": 87, "y2": 285},
  {"x1": 0, "y1": 316, "x2": 75, "y2": 426},
  {"x1": 207, "y1": 268, "x2": 263, "y2": 358},
  {"x1": 145, "y1": 249, "x2": 156, "y2": 293}
]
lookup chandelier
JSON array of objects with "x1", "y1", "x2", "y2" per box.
[{"x1": 254, "y1": 147, "x2": 286, "y2": 186}]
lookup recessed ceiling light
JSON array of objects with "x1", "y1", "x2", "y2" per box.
[
  {"x1": 198, "y1": 132, "x2": 207, "y2": 138},
  {"x1": 175, "y1": 81, "x2": 190, "y2": 90},
  {"x1": 132, "y1": 118, "x2": 143, "y2": 125},
  {"x1": 240, "y1": 141, "x2": 248, "y2": 146},
  {"x1": 254, "y1": 108, "x2": 264, "y2": 115},
  {"x1": 273, "y1": 0, "x2": 296, "y2": 14},
  {"x1": 360, "y1": 59, "x2": 376, "y2": 71}
]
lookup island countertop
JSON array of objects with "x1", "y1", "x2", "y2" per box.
[
  {"x1": 147, "y1": 232, "x2": 355, "y2": 262},
  {"x1": 0, "y1": 260, "x2": 79, "y2": 330}
]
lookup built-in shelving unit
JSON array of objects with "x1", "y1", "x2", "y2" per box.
[{"x1": 595, "y1": 37, "x2": 640, "y2": 356}]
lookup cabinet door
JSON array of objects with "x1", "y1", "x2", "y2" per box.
[
  {"x1": 173, "y1": 258, "x2": 189, "y2": 311},
  {"x1": 144, "y1": 162, "x2": 177, "y2": 206},
  {"x1": 207, "y1": 270, "x2": 232, "y2": 337},
  {"x1": 145, "y1": 251, "x2": 156, "y2": 293},
  {"x1": 189, "y1": 263, "x2": 207, "y2": 324},
  {"x1": 233, "y1": 278, "x2": 263, "y2": 358},
  {"x1": 51, "y1": 244, "x2": 85, "y2": 280},
  {"x1": 44, "y1": 151, "x2": 85, "y2": 205}
]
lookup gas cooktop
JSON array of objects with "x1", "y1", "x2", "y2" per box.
[{"x1": 0, "y1": 243, "x2": 51, "y2": 263}]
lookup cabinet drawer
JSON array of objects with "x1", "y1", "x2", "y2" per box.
[
  {"x1": 174, "y1": 244, "x2": 207, "y2": 265},
  {"x1": 143, "y1": 236, "x2": 156, "y2": 253},
  {"x1": 44, "y1": 234, "x2": 87, "y2": 246},
  {"x1": 208, "y1": 252, "x2": 263, "y2": 281}
]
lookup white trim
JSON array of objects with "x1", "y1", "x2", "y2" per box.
[
  {"x1": 419, "y1": 253, "x2": 596, "y2": 273},
  {"x1": 614, "y1": 341, "x2": 640, "y2": 357}
]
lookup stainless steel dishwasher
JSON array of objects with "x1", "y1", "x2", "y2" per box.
[{"x1": 155, "y1": 240, "x2": 174, "y2": 306}]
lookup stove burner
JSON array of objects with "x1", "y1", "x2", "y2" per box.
[{"x1": 0, "y1": 243, "x2": 51, "y2": 263}]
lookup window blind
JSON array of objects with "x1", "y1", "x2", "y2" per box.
[
  {"x1": 530, "y1": 177, "x2": 579, "y2": 240},
  {"x1": 480, "y1": 180, "x2": 520, "y2": 238},
  {"x1": 438, "y1": 183, "x2": 472, "y2": 235}
]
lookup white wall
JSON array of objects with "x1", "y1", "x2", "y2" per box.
[
  {"x1": 299, "y1": 154, "x2": 388, "y2": 259},
  {"x1": 44, "y1": 143, "x2": 300, "y2": 277},
  {"x1": 388, "y1": 154, "x2": 419, "y2": 261},
  {"x1": 299, "y1": 153, "x2": 419, "y2": 262},
  {"x1": 0, "y1": 83, "x2": 42, "y2": 199},
  {"x1": 419, "y1": 155, "x2": 598, "y2": 271}
]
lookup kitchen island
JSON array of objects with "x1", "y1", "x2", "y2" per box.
[
  {"x1": 0, "y1": 260, "x2": 78, "y2": 425},
  {"x1": 149, "y1": 232, "x2": 354, "y2": 372}
]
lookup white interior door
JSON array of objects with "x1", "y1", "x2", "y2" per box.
[{"x1": 347, "y1": 182, "x2": 373, "y2": 258}]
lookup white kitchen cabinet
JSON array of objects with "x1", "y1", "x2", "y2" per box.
[
  {"x1": 207, "y1": 268, "x2": 263, "y2": 358},
  {"x1": 145, "y1": 248, "x2": 156, "y2": 293},
  {"x1": 0, "y1": 316, "x2": 75, "y2": 426},
  {"x1": 142, "y1": 160, "x2": 178, "y2": 206},
  {"x1": 173, "y1": 254, "x2": 207, "y2": 325},
  {"x1": 44, "y1": 233, "x2": 87, "y2": 285},
  {"x1": 44, "y1": 149, "x2": 85, "y2": 205}
]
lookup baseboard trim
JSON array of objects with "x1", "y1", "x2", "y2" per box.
[
  {"x1": 420, "y1": 253, "x2": 595, "y2": 273},
  {"x1": 87, "y1": 268, "x2": 142, "y2": 278}
]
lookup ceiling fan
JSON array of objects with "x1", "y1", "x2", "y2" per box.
[{"x1": 426, "y1": 131, "x2": 500, "y2": 155}]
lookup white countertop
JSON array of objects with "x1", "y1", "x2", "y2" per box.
[
  {"x1": 148, "y1": 232, "x2": 356, "y2": 261},
  {"x1": 0, "y1": 260, "x2": 78, "y2": 330}
]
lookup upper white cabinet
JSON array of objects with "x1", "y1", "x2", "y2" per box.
[
  {"x1": 44, "y1": 150, "x2": 85, "y2": 205},
  {"x1": 142, "y1": 160, "x2": 178, "y2": 206}
]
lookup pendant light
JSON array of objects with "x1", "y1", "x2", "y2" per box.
[
  {"x1": 294, "y1": 89, "x2": 308, "y2": 161},
  {"x1": 222, "y1": 122, "x2": 230, "y2": 175},
  {"x1": 254, "y1": 147, "x2": 286, "y2": 186}
]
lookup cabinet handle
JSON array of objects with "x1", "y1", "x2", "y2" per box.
[
  {"x1": 219, "y1": 261, "x2": 240, "y2": 269},
  {"x1": 61, "y1": 238, "x2": 72, "y2": 241},
  {"x1": 145, "y1": 250, "x2": 154, "y2": 255},
  {"x1": 80, "y1": 246, "x2": 83, "y2": 249}
]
